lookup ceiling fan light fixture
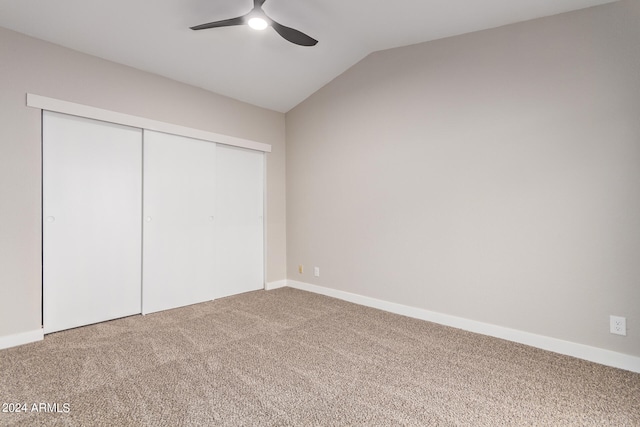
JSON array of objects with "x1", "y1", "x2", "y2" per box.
[
  {"x1": 248, "y1": 17, "x2": 268, "y2": 31},
  {"x1": 191, "y1": 0, "x2": 318, "y2": 46}
]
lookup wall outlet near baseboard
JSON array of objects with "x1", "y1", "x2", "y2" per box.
[
  {"x1": 298, "y1": 264, "x2": 303, "y2": 274},
  {"x1": 314, "y1": 267, "x2": 320, "y2": 277},
  {"x1": 610, "y1": 315, "x2": 626, "y2": 336}
]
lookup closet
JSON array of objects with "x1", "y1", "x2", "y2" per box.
[
  {"x1": 42, "y1": 110, "x2": 265, "y2": 333},
  {"x1": 215, "y1": 144, "x2": 264, "y2": 298},
  {"x1": 142, "y1": 130, "x2": 218, "y2": 314},
  {"x1": 43, "y1": 112, "x2": 143, "y2": 333}
]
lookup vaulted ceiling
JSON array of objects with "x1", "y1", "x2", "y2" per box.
[{"x1": 0, "y1": 0, "x2": 617, "y2": 112}]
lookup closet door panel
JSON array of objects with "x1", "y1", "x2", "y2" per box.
[
  {"x1": 216, "y1": 145, "x2": 264, "y2": 298},
  {"x1": 43, "y1": 111, "x2": 142, "y2": 334},
  {"x1": 142, "y1": 130, "x2": 216, "y2": 314}
]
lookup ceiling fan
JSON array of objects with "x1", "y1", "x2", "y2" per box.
[{"x1": 191, "y1": 0, "x2": 318, "y2": 47}]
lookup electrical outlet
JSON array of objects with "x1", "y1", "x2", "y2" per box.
[
  {"x1": 298, "y1": 264, "x2": 303, "y2": 274},
  {"x1": 610, "y1": 315, "x2": 626, "y2": 336},
  {"x1": 314, "y1": 267, "x2": 320, "y2": 277}
]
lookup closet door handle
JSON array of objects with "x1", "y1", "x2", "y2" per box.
[
  {"x1": 46, "y1": 216, "x2": 56, "y2": 223},
  {"x1": 145, "y1": 217, "x2": 152, "y2": 222}
]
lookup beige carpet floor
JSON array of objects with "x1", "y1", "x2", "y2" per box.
[{"x1": 0, "y1": 287, "x2": 638, "y2": 426}]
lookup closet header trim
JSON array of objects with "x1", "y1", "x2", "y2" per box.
[{"x1": 27, "y1": 94, "x2": 272, "y2": 153}]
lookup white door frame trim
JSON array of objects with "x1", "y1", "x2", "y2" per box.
[{"x1": 27, "y1": 94, "x2": 272, "y2": 153}]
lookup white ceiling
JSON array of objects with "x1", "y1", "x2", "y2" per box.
[{"x1": 0, "y1": 0, "x2": 617, "y2": 112}]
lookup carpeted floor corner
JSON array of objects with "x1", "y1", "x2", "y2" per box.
[{"x1": 1, "y1": 287, "x2": 638, "y2": 426}]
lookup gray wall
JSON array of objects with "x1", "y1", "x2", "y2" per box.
[
  {"x1": 286, "y1": 0, "x2": 639, "y2": 356},
  {"x1": 0, "y1": 27, "x2": 287, "y2": 338}
]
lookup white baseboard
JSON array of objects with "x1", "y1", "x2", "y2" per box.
[
  {"x1": 265, "y1": 280, "x2": 288, "y2": 291},
  {"x1": 287, "y1": 280, "x2": 640, "y2": 373},
  {"x1": 0, "y1": 328, "x2": 44, "y2": 350}
]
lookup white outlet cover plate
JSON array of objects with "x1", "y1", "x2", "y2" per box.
[{"x1": 610, "y1": 315, "x2": 627, "y2": 336}]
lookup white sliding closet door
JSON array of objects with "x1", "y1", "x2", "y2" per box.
[
  {"x1": 43, "y1": 111, "x2": 142, "y2": 334},
  {"x1": 142, "y1": 130, "x2": 217, "y2": 314},
  {"x1": 216, "y1": 145, "x2": 264, "y2": 298}
]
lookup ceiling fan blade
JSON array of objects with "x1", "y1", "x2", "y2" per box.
[
  {"x1": 271, "y1": 21, "x2": 317, "y2": 46},
  {"x1": 190, "y1": 16, "x2": 246, "y2": 31}
]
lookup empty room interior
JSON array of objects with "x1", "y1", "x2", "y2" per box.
[{"x1": 0, "y1": 0, "x2": 639, "y2": 425}]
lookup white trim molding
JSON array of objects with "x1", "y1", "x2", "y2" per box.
[
  {"x1": 287, "y1": 280, "x2": 640, "y2": 374},
  {"x1": 265, "y1": 280, "x2": 288, "y2": 291},
  {"x1": 26, "y1": 94, "x2": 272, "y2": 153},
  {"x1": 0, "y1": 329, "x2": 44, "y2": 350}
]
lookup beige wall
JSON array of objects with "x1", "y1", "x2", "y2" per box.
[
  {"x1": 286, "y1": 0, "x2": 640, "y2": 356},
  {"x1": 0, "y1": 27, "x2": 286, "y2": 338}
]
